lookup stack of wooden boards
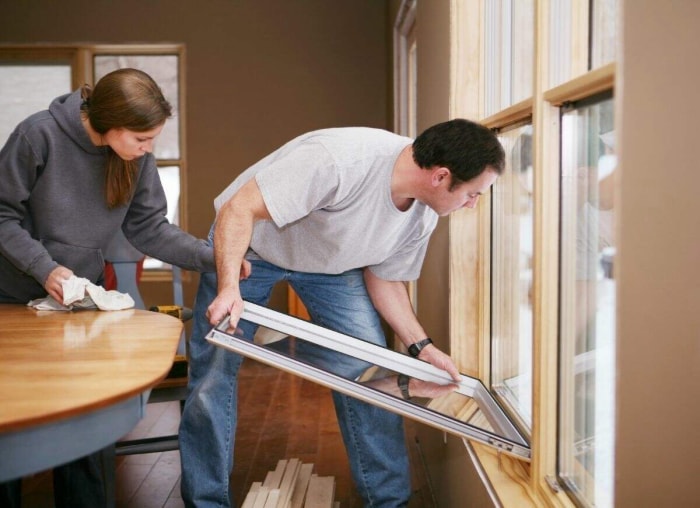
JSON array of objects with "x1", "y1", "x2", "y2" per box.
[{"x1": 241, "y1": 458, "x2": 339, "y2": 508}]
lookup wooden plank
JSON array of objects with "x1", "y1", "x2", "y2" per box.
[
  {"x1": 264, "y1": 459, "x2": 288, "y2": 489},
  {"x1": 304, "y1": 475, "x2": 335, "y2": 508},
  {"x1": 252, "y1": 486, "x2": 271, "y2": 508},
  {"x1": 276, "y1": 458, "x2": 301, "y2": 508},
  {"x1": 264, "y1": 488, "x2": 281, "y2": 508},
  {"x1": 242, "y1": 482, "x2": 263, "y2": 508},
  {"x1": 290, "y1": 463, "x2": 315, "y2": 508}
]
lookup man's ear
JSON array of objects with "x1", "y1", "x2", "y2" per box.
[{"x1": 432, "y1": 167, "x2": 452, "y2": 186}]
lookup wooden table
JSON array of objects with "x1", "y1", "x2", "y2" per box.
[{"x1": 0, "y1": 305, "x2": 183, "y2": 482}]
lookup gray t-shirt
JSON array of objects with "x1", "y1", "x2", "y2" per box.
[{"x1": 214, "y1": 127, "x2": 438, "y2": 281}]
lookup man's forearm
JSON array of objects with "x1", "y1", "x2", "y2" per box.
[
  {"x1": 214, "y1": 178, "x2": 272, "y2": 294},
  {"x1": 214, "y1": 206, "x2": 253, "y2": 294},
  {"x1": 363, "y1": 269, "x2": 428, "y2": 347}
]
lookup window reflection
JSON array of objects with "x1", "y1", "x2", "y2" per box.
[
  {"x1": 591, "y1": 0, "x2": 618, "y2": 68},
  {"x1": 559, "y1": 97, "x2": 616, "y2": 507},
  {"x1": 207, "y1": 303, "x2": 530, "y2": 458},
  {"x1": 484, "y1": 0, "x2": 534, "y2": 116},
  {"x1": 491, "y1": 124, "x2": 534, "y2": 429}
]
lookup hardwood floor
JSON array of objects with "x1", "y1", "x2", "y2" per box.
[{"x1": 20, "y1": 360, "x2": 436, "y2": 507}]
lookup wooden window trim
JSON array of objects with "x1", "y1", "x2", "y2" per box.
[{"x1": 449, "y1": 0, "x2": 616, "y2": 506}]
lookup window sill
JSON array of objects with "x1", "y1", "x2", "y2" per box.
[{"x1": 465, "y1": 440, "x2": 577, "y2": 508}]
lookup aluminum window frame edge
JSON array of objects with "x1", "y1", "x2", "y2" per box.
[{"x1": 206, "y1": 301, "x2": 531, "y2": 460}]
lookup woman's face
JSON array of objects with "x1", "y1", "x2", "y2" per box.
[{"x1": 104, "y1": 124, "x2": 164, "y2": 160}]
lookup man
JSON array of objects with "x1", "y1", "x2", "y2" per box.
[{"x1": 179, "y1": 118, "x2": 505, "y2": 507}]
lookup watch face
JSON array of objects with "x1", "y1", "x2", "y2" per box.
[{"x1": 409, "y1": 338, "x2": 432, "y2": 357}]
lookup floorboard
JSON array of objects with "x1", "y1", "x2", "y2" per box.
[{"x1": 20, "y1": 359, "x2": 436, "y2": 507}]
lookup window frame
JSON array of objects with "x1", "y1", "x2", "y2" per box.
[
  {"x1": 448, "y1": 0, "x2": 617, "y2": 506},
  {"x1": 207, "y1": 300, "x2": 532, "y2": 460}
]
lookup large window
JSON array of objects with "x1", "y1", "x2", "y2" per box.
[{"x1": 450, "y1": 0, "x2": 619, "y2": 506}]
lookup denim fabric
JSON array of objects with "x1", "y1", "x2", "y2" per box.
[{"x1": 180, "y1": 229, "x2": 411, "y2": 508}]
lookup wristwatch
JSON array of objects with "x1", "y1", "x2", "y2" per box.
[
  {"x1": 408, "y1": 337, "x2": 433, "y2": 358},
  {"x1": 397, "y1": 374, "x2": 411, "y2": 400}
]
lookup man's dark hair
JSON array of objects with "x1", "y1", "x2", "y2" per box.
[{"x1": 412, "y1": 118, "x2": 505, "y2": 189}]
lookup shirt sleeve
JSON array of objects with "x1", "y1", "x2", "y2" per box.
[
  {"x1": 255, "y1": 142, "x2": 343, "y2": 228},
  {"x1": 367, "y1": 212, "x2": 438, "y2": 282},
  {"x1": 121, "y1": 156, "x2": 215, "y2": 272},
  {"x1": 0, "y1": 127, "x2": 59, "y2": 284}
]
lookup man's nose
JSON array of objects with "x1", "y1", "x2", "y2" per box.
[{"x1": 465, "y1": 196, "x2": 479, "y2": 209}]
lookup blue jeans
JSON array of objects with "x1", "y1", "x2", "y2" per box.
[{"x1": 179, "y1": 231, "x2": 411, "y2": 508}]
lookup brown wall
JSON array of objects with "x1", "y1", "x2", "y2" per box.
[
  {"x1": 0, "y1": 0, "x2": 390, "y2": 308},
  {"x1": 615, "y1": 1, "x2": 700, "y2": 506}
]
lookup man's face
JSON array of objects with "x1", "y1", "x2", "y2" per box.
[{"x1": 431, "y1": 167, "x2": 499, "y2": 216}]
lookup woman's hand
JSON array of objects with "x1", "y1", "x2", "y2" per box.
[{"x1": 44, "y1": 266, "x2": 75, "y2": 303}]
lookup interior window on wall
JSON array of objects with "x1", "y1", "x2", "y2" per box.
[
  {"x1": 558, "y1": 95, "x2": 616, "y2": 508},
  {"x1": 591, "y1": 0, "x2": 618, "y2": 68},
  {"x1": 0, "y1": 65, "x2": 71, "y2": 145},
  {"x1": 490, "y1": 123, "x2": 534, "y2": 429},
  {"x1": 94, "y1": 55, "x2": 181, "y2": 270},
  {"x1": 484, "y1": 0, "x2": 534, "y2": 116}
]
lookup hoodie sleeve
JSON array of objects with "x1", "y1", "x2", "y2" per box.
[
  {"x1": 121, "y1": 156, "x2": 215, "y2": 273},
  {"x1": 0, "y1": 126, "x2": 60, "y2": 285}
]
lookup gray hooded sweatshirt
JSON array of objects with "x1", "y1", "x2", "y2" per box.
[{"x1": 0, "y1": 90, "x2": 214, "y2": 302}]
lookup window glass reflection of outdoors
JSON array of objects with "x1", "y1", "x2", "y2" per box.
[{"x1": 560, "y1": 98, "x2": 616, "y2": 507}]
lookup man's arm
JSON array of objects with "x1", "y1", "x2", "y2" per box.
[
  {"x1": 207, "y1": 178, "x2": 271, "y2": 326},
  {"x1": 363, "y1": 268, "x2": 461, "y2": 381}
]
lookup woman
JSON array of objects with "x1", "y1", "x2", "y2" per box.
[{"x1": 0, "y1": 68, "x2": 215, "y2": 507}]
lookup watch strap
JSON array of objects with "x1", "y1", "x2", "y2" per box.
[
  {"x1": 397, "y1": 374, "x2": 411, "y2": 400},
  {"x1": 408, "y1": 337, "x2": 433, "y2": 358}
]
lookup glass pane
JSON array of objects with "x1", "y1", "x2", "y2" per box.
[
  {"x1": 485, "y1": 0, "x2": 534, "y2": 116},
  {"x1": 491, "y1": 124, "x2": 534, "y2": 429},
  {"x1": 559, "y1": 97, "x2": 616, "y2": 507},
  {"x1": 142, "y1": 165, "x2": 181, "y2": 271},
  {"x1": 591, "y1": 0, "x2": 618, "y2": 68},
  {"x1": 548, "y1": 0, "x2": 573, "y2": 87},
  {"x1": 0, "y1": 65, "x2": 71, "y2": 146},
  {"x1": 207, "y1": 301, "x2": 531, "y2": 459},
  {"x1": 511, "y1": 0, "x2": 534, "y2": 104},
  {"x1": 94, "y1": 55, "x2": 180, "y2": 159}
]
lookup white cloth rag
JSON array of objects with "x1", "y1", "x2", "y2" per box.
[{"x1": 27, "y1": 276, "x2": 135, "y2": 311}]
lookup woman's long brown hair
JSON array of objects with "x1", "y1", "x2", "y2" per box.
[{"x1": 80, "y1": 68, "x2": 172, "y2": 208}]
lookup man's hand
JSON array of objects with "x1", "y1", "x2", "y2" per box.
[
  {"x1": 408, "y1": 377, "x2": 459, "y2": 399},
  {"x1": 417, "y1": 344, "x2": 461, "y2": 382},
  {"x1": 207, "y1": 260, "x2": 253, "y2": 327},
  {"x1": 207, "y1": 286, "x2": 245, "y2": 328},
  {"x1": 44, "y1": 266, "x2": 74, "y2": 303}
]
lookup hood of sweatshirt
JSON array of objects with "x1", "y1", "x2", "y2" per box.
[{"x1": 48, "y1": 90, "x2": 106, "y2": 156}]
